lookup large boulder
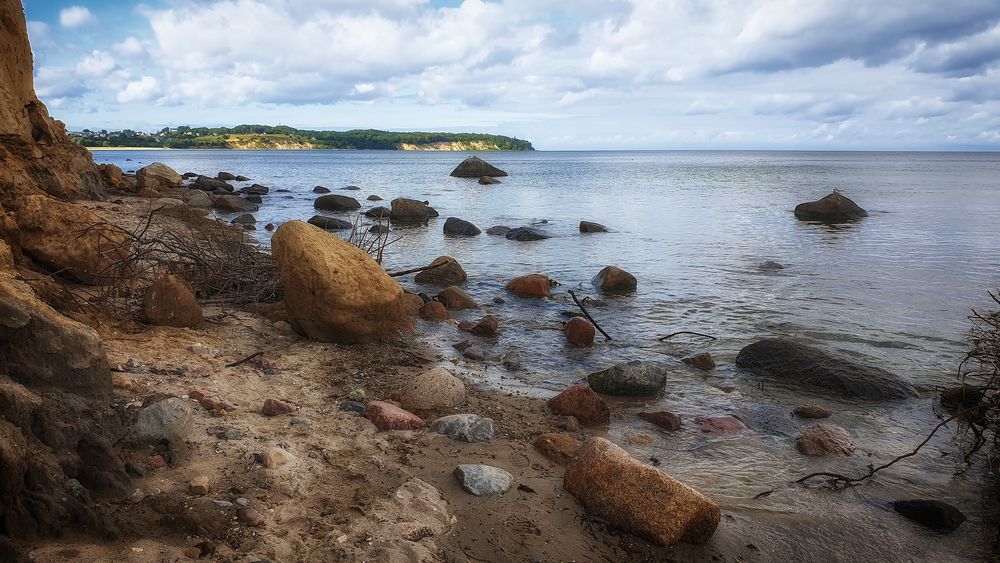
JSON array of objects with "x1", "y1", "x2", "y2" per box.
[
  {"x1": 271, "y1": 221, "x2": 413, "y2": 343},
  {"x1": 793, "y1": 191, "x2": 868, "y2": 222},
  {"x1": 314, "y1": 194, "x2": 361, "y2": 212},
  {"x1": 98, "y1": 163, "x2": 130, "y2": 191},
  {"x1": 136, "y1": 163, "x2": 182, "y2": 192},
  {"x1": 505, "y1": 227, "x2": 551, "y2": 241},
  {"x1": 414, "y1": 256, "x2": 467, "y2": 286},
  {"x1": 191, "y1": 175, "x2": 232, "y2": 192},
  {"x1": 505, "y1": 274, "x2": 551, "y2": 298},
  {"x1": 450, "y1": 156, "x2": 508, "y2": 178},
  {"x1": 211, "y1": 195, "x2": 258, "y2": 212},
  {"x1": 735, "y1": 338, "x2": 918, "y2": 400},
  {"x1": 564, "y1": 438, "x2": 721, "y2": 546},
  {"x1": 142, "y1": 275, "x2": 202, "y2": 328},
  {"x1": 400, "y1": 368, "x2": 467, "y2": 412},
  {"x1": 587, "y1": 361, "x2": 668, "y2": 396},
  {"x1": 16, "y1": 195, "x2": 131, "y2": 285},
  {"x1": 437, "y1": 286, "x2": 477, "y2": 309},
  {"x1": 443, "y1": 217, "x2": 481, "y2": 236},
  {"x1": 389, "y1": 198, "x2": 430, "y2": 224},
  {"x1": 181, "y1": 190, "x2": 212, "y2": 209},
  {"x1": 592, "y1": 266, "x2": 636, "y2": 292}
]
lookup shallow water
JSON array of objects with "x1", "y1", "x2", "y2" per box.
[{"x1": 97, "y1": 149, "x2": 1000, "y2": 560}]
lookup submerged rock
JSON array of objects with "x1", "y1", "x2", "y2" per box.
[
  {"x1": 458, "y1": 315, "x2": 499, "y2": 338},
  {"x1": 478, "y1": 176, "x2": 501, "y2": 185},
  {"x1": 429, "y1": 414, "x2": 495, "y2": 442},
  {"x1": 307, "y1": 215, "x2": 352, "y2": 231},
  {"x1": 564, "y1": 438, "x2": 721, "y2": 546},
  {"x1": 505, "y1": 274, "x2": 551, "y2": 298},
  {"x1": 639, "y1": 411, "x2": 682, "y2": 431},
  {"x1": 592, "y1": 265, "x2": 637, "y2": 293},
  {"x1": 437, "y1": 286, "x2": 477, "y2": 309},
  {"x1": 414, "y1": 256, "x2": 467, "y2": 286},
  {"x1": 505, "y1": 227, "x2": 551, "y2": 241},
  {"x1": 450, "y1": 156, "x2": 508, "y2": 178},
  {"x1": 314, "y1": 193, "x2": 361, "y2": 212},
  {"x1": 682, "y1": 352, "x2": 716, "y2": 371},
  {"x1": 365, "y1": 206, "x2": 390, "y2": 219},
  {"x1": 547, "y1": 384, "x2": 610, "y2": 426},
  {"x1": 695, "y1": 416, "x2": 746, "y2": 434},
  {"x1": 142, "y1": 275, "x2": 202, "y2": 328},
  {"x1": 587, "y1": 361, "x2": 668, "y2": 396},
  {"x1": 313, "y1": 186, "x2": 331, "y2": 194},
  {"x1": 579, "y1": 220, "x2": 607, "y2": 233},
  {"x1": 735, "y1": 338, "x2": 918, "y2": 400},
  {"x1": 443, "y1": 217, "x2": 481, "y2": 236},
  {"x1": 795, "y1": 424, "x2": 855, "y2": 457},
  {"x1": 454, "y1": 464, "x2": 513, "y2": 496},
  {"x1": 792, "y1": 404, "x2": 832, "y2": 419},
  {"x1": 794, "y1": 191, "x2": 868, "y2": 222},
  {"x1": 486, "y1": 225, "x2": 511, "y2": 236},
  {"x1": 367, "y1": 194, "x2": 383, "y2": 201},
  {"x1": 565, "y1": 317, "x2": 596, "y2": 347},
  {"x1": 759, "y1": 260, "x2": 784, "y2": 270},
  {"x1": 390, "y1": 198, "x2": 431, "y2": 224},
  {"x1": 419, "y1": 301, "x2": 449, "y2": 321},
  {"x1": 891, "y1": 500, "x2": 966, "y2": 532}
]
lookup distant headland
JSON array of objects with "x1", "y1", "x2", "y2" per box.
[{"x1": 69, "y1": 125, "x2": 534, "y2": 151}]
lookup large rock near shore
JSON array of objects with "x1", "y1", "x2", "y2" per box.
[
  {"x1": 443, "y1": 217, "x2": 481, "y2": 236},
  {"x1": 136, "y1": 163, "x2": 182, "y2": 192},
  {"x1": 192, "y1": 175, "x2": 232, "y2": 192},
  {"x1": 390, "y1": 198, "x2": 431, "y2": 224},
  {"x1": 437, "y1": 286, "x2": 477, "y2": 309},
  {"x1": 400, "y1": 368, "x2": 467, "y2": 411},
  {"x1": 735, "y1": 338, "x2": 918, "y2": 400},
  {"x1": 505, "y1": 274, "x2": 551, "y2": 298},
  {"x1": 414, "y1": 256, "x2": 466, "y2": 286},
  {"x1": 564, "y1": 438, "x2": 721, "y2": 546},
  {"x1": 450, "y1": 156, "x2": 508, "y2": 178},
  {"x1": 142, "y1": 275, "x2": 202, "y2": 328},
  {"x1": 16, "y1": 195, "x2": 131, "y2": 285},
  {"x1": 592, "y1": 265, "x2": 637, "y2": 292},
  {"x1": 314, "y1": 193, "x2": 361, "y2": 212},
  {"x1": 587, "y1": 361, "x2": 668, "y2": 396},
  {"x1": 794, "y1": 191, "x2": 868, "y2": 222},
  {"x1": 547, "y1": 384, "x2": 610, "y2": 426},
  {"x1": 271, "y1": 220, "x2": 413, "y2": 343},
  {"x1": 307, "y1": 215, "x2": 352, "y2": 231}
]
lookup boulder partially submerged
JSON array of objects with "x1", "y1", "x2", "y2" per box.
[
  {"x1": 307, "y1": 215, "x2": 352, "y2": 231},
  {"x1": 314, "y1": 193, "x2": 361, "y2": 212},
  {"x1": 735, "y1": 338, "x2": 918, "y2": 400},
  {"x1": 450, "y1": 156, "x2": 508, "y2": 178},
  {"x1": 414, "y1": 256, "x2": 467, "y2": 286},
  {"x1": 271, "y1": 220, "x2": 413, "y2": 343},
  {"x1": 794, "y1": 191, "x2": 868, "y2": 222},
  {"x1": 443, "y1": 217, "x2": 481, "y2": 236},
  {"x1": 587, "y1": 361, "x2": 668, "y2": 396},
  {"x1": 564, "y1": 438, "x2": 721, "y2": 546},
  {"x1": 390, "y1": 198, "x2": 431, "y2": 224},
  {"x1": 505, "y1": 227, "x2": 551, "y2": 241}
]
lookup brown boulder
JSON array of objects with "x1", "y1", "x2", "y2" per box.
[
  {"x1": 261, "y1": 398, "x2": 296, "y2": 416},
  {"x1": 532, "y1": 433, "x2": 582, "y2": 465},
  {"x1": 564, "y1": 317, "x2": 595, "y2": 347},
  {"x1": 695, "y1": 416, "x2": 746, "y2": 434},
  {"x1": 271, "y1": 221, "x2": 413, "y2": 343},
  {"x1": 16, "y1": 195, "x2": 131, "y2": 285},
  {"x1": 212, "y1": 195, "x2": 258, "y2": 212},
  {"x1": 564, "y1": 438, "x2": 721, "y2": 546},
  {"x1": 795, "y1": 424, "x2": 855, "y2": 457},
  {"x1": 437, "y1": 286, "x2": 477, "y2": 309},
  {"x1": 366, "y1": 401, "x2": 425, "y2": 430},
  {"x1": 794, "y1": 191, "x2": 868, "y2": 222},
  {"x1": 419, "y1": 301, "x2": 449, "y2": 321},
  {"x1": 547, "y1": 384, "x2": 609, "y2": 426},
  {"x1": 792, "y1": 404, "x2": 832, "y2": 419},
  {"x1": 505, "y1": 274, "x2": 551, "y2": 298},
  {"x1": 136, "y1": 162, "x2": 182, "y2": 192},
  {"x1": 450, "y1": 156, "x2": 508, "y2": 178},
  {"x1": 682, "y1": 352, "x2": 716, "y2": 371},
  {"x1": 389, "y1": 198, "x2": 430, "y2": 224},
  {"x1": 98, "y1": 163, "x2": 129, "y2": 191},
  {"x1": 458, "y1": 315, "x2": 499, "y2": 337},
  {"x1": 592, "y1": 266, "x2": 636, "y2": 293},
  {"x1": 0, "y1": 206, "x2": 20, "y2": 261},
  {"x1": 142, "y1": 275, "x2": 202, "y2": 328},
  {"x1": 414, "y1": 256, "x2": 467, "y2": 286},
  {"x1": 399, "y1": 368, "x2": 466, "y2": 411},
  {"x1": 639, "y1": 411, "x2": 681, "y2": 431}
]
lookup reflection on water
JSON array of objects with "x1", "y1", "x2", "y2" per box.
[{"x1": 96, "y1": 149, "x2": 1000, "y2": 560}]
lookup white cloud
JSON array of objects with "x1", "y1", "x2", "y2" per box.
[
  {"x1": 59, "y1": 6, "x2": 97, "y2": 28},
  {"x1": 75, "y1": 51, "x2": 118, "y2": 79},
  {"x1": 35, "y1": 67, "x2": 88, "y2": 100},
  {"x1": 113, "y1": 37, "x2": 147, "y2": 59},
  {"x1": 116, "y1": 76, "x2": 162, "y2": 103}
]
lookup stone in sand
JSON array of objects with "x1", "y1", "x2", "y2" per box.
[
  {"x1": 189, "y1": 476, "x2": 210, "y2": 495},
  {"x1": 414, "y1": 256, "x2": 467, "y2": 286},
  {"x1": 505, "y1": 274, "x2": 551, "y2": 298},
  {"x1": 505, "y1": 227, "x2": 551, "y2": 241},
  {"x1": 793, "y1": 191, "x2": 868, "y2": 222},
  {"x1": 587, "y1": 361, "x2": 668, "y2": 396},
  {"x1": 592, "y1": 265, "x2": 637, "y2": 293},
  {"x1": 450, "y1": 156, "x2": 508, "y2": 178},
  {"x1": 261, "y1": 398, "x2": 296, "y2": 416},
  {"x1": 437, "y1": 286, "x2": 477, "y2": 309},
  {"x1": 579, "y1": 220, "x2": 607, "y2": 233},
  {"x1": 547, "y1": 384, "x2": 610, "y2": 426},
  {"x1": 639, "y1": 411, "x2": 681, "y2": 431},
  {"x1": 366, "y1": 401, "x2": 425, "y2": 430},
  {"x1": 429, "y1": 414, "x2": 495, "y2": 442},
  {"x1": 390, "y1": 198, "x2": 431, "y2": 224},
  {"x1": 890, "y1": 500, "x2": 966, "y2": 532},
  {"x1": 454, "y1": 464, "x2": 513, "y2": 496},
  {"x1": 133, "y1": 398, "x2": 193, "y2": 444},
  {"x1": 399, "y1": 367, "x2": 466, "y2": 411},
  {"x1": 735, "y1": 338, "x2": 918, "y2": 400},
  {"x1": 458, "y1": 315, "x2": 499, "y2": 337},
  {"x1": 260, "y1": 446, "x2": 294, "y2": 468},
  {"x1": 564, "y1": 437, "x2": 721, "y2": 546},
  {"x1": 795, "y1": 424, "x2": 855, "y2": 457},
  {"x1": 314, "y1": 193, "x2": 361, "y2": 211},
  {"x1": 533, "y1": 433, "x2": 582, "y2": 465},
  {"x1": 682, "y1": 352, "x2": 716, "y2": 371},
  {"x1": 565, "y1": 317, "x2": 595, "y2": 347},
  {"x1": 142, "y1": 275, "x2": 202, "y2": 328},
  {"x1": 271, "y1": 221, "x2": 413, "y2": 343},
  {"x1": 443, "y1": 217, "x2": 481, "y2": 236}
]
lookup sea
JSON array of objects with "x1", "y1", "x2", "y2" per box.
[{"x1": 94, "y1": 149, "x2": 1000, "y2": 560}]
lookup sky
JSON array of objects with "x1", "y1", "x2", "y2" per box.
[{"x1": 21, "y1": 0, "x2": 1000, "y2": 150}]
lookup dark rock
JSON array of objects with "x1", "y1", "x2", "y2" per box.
[
  {"x1": 342, "y1": 185, "x2": 361, "y2": 191},
  {"x1": 547, "y1": 384, "x2": 610, "y2": 426},
  {"x1": 241, "y1": 184, "x2": 269, "y2": 195},
  {"x1": 454, "y1": 464, "x2": 512, "y2": 496},
  {"x1": 415, "y1": 256, "x2": 467, "y2": 286},
  {"x1": 365, "y1": 206, "x2": 390, "y2": 219},
  {"x1": 794, "y1": 191, "x2": 868, "y2": 222},
  {"x1": 593, "y1": 265, "x2": 637, "y2": 292},
  {"x1": 339, "y1": 401, "x2": 366, "y2": 415},
  {"x1": 368, "y1": 224, "x2": 390, "y2": 234},
  {"x1": 244, "y1": 195, "x2": 263, "y2": 204},
  {"x1": 940, "y1": 384, "x2": 983, "y2": 413},
  {"x1": 478, "y1": 176, "x2": 501, "y2": 185},
  {"x1": 314, "y1": 194, "x2": 361, "y2": 211},
  {"x1": 307, "y1": 215, "x2": 352, "y2": 230},
  {"x1": 265, "y1": 223, "x2": 275, "y2": 231},
  {"x1": 313, "y1": 186, "x2": 331, "y2": 193},
  {"x1": 235, "y1": 175, "x2": 249, "y2": 181},
  {"x1": 193, "y1": 175, "x2": 232, "y2": 191},
  {"x1": 367, "y1": 195, "x2": 383, "y2": 201},
  {"x1": 429, "y1": 414, "x2": 495, "y2": 442},
  {"x1": 639, "y1": 411, "x2": 681, "y2": 431},
  {"x1": 759, "y1": 260, "x2": 784, "y2": 270},
  {"x1": 211, "y1": 195, "x2": 257, "y2": 212},
  {"x1": 891, "y1": 500, "x2": 966, "y2": 532},
  {"x1": 505, "y1": 227, "x2": 551, "y2": 241},
  {"x1": 390, "y1": 198, "x2": 430, "y2": 224},
  {"x1": 587, "y1": 361, "x2": 668, "y2": 396},
  {"x1": 579, "y1": 221, "x2": 607, "y2": 233},
  {"x1": 231, "y1": 213, "x2": 256, "y2": 224},
  {"x1": 427, "y1": 207, "x2": 440, "y2": 218},
  {"x1": 450, "y1": 156, "x2": 508, "y2": 178},
  {"x1": 486, "y1": 225, "x2": 511, "y2": 236},
  {"x1": 735, "y1": 338, "x2": 918, "y2": 400},
  {"x1": 443, "y1": 217, "x2": 481, "y2": 236},
  {"x1": 682, "y1": 352, "x2": 716, "y2": 371},
  {"x1": 217, "y1": 172, "x2": 236, "y2": 181}
]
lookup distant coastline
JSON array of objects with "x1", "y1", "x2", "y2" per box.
[{"x1": 71, "y1": 125, "x2": 533, "y2": 151}]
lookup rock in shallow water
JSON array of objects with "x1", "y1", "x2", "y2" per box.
[
  {"x1": 587, "y1": 361, "x2": 668, "y2": 396},
  {"x1": 429, "y1": 414, "x2": 495, "y2": 442},
  {"x1": 592, "y1": 265, "x2": 637, "y2": 292},
  {"x1": 414, "y1": 256, "x2": 466, "y2": 286},
  {"x1": 639, "y1": 411, "x2": 681, "y2": 431},
  {"x1": 547, "y1": 384, "x2": 610, "y2": 426},
  {"x1": 891, "y1": 499, "x2": 966, "y2": 532},
  {"x1": 565, "y1": 317, "x2": 596, "y2": 347},
  {"x1": 579, "y1": 220, "x2": 607, "y2": 233},
  {"x1": 454, "y1": 464, "x2": 513, "y2": 496},
  {"x1": 792, "y1": 404, "x2": 832, "y2": 419},
  {"x1": 505, "y1": 274, "x2": 551, "y2": 298},
  {"x1": 794, "y1": 191, "x2": 868, "y2": 222},
  {"x1": 695, "y1": 416, "x2": 746, "y2": 433},
  {"x1": 735, "y1": 338, "x2": 918, "y2": 400},
  {"x1": 450, "y1": 156, "x2": 507, "y2": 178},
  {"x1": 682, "y1": 352, "x2": 716, "y2": 371},
  {"x1": 505, "y1": 227, "x2": 551, "y2": 241},
  {"x1": 564, "y1": 437, "x2": 721, "y2": 546},
  {"x1": 795, "y1": 424, "x2": 855, "y2": 457},
  {"x1": 443, "y1": 217, "x2": 481, "y2": 236}
]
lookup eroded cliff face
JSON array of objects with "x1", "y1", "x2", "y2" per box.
[{"x1": 0, "y1": 0, "x2": 104, "y2": 205}]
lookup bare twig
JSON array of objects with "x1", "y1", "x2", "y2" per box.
[
  {"x1": 226, "y1": 351, "x2": 263, "y2": 368},
  {"x1": 387, "y1": 261, "x2": 446, "y2": 277},
  {"x1": 567, "y1": 289, "x2": 612, "y2": 341},
  {"x1": 658, "y1": 331, "x2": 717, "y2": 341}
]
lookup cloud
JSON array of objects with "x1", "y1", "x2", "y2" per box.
[
  {"x1": 35, "y1": 67, "x2": 89, "y2": 100},
  {"x1": 117, "y1": 76, "x2": 162, "y2": 103},
  {"x1": 113, "y1": 37, "x2": 147, "y2": 59},
  {"x1": 75, "y1": 51, "x2": 118, "y2": 79},
  {"x1": 59, "y1": 6, "x2": 97, "y2": 28}
]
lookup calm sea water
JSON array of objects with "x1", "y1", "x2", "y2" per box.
[{"x1": 96, "y1": 149, "x2": 1000, "y2": 560}]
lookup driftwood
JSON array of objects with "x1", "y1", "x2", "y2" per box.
[
  {"x1": 658, "y1": 331, "x2": 717, "y2": 341},
  {"x1": 567, "y1": 289, "x2": 612, "y2": 341},
  {"x1": 226, "y1": 351, "x2": 263, "y2": 368},
  {"x1": 387, "y1": 261, "x2": 446, "y2": 278}
]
